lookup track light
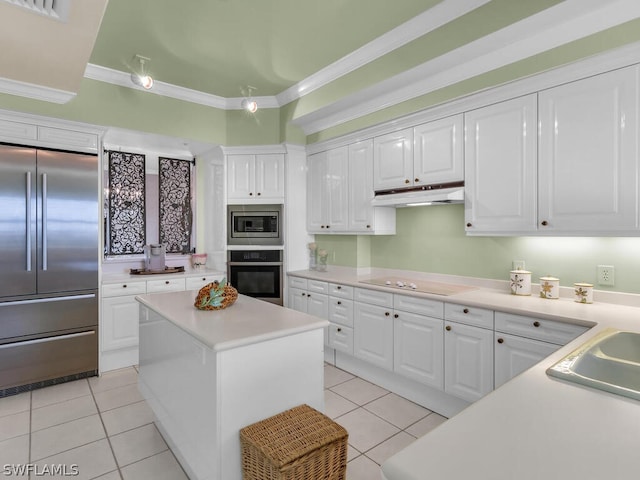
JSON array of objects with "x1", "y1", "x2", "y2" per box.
[
  {"x1": 241, "y1": 99, "x2": 258, "y2": 113},
  {"x1": 131, "y1": 55, "x2": 154, "y2": 90}
]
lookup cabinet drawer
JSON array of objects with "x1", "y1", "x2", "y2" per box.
[
  {"x1": 394, "y1": 295, "x2": 444, "y2": 318},
  {"x1": 102, "y1": 282, "x2": 147, "y2": 298},
  {"x1": 288, "y1": 276, "x2": 307, "y2": 290},
  {"x1": 354, "y1": 287, "x2": 393, "y2": 307},
  {"x1": 494, "y1": 312, "x2": 589, "y2": 345},
  {"x1": 329, "y1": 283, "x2": 354, "y2": 299},
  {"x1": 185, "y1": 275, "x2": 222, "y2": 291},
  {"x1": 329, "y1": 298, "x2": 354, "y2": 327},
  {"x1": 328, "y1": 323, "x2": 354, "y2": 355},
  {"x1": 146, "y1": 278, "x2": 186, "y2": 293},
  {"x1": 307, "y1": 280, "x2": 329, "y2": 294},
  {"x1": 444, "y1": 303, "x2": 493, "y2": 329}
]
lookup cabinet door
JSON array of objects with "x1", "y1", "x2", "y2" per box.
[
  {"x1": 348, "y1": 140, "x2": 375, "y2": 232},
  {"x1": 413, "y1": 114, "x2": 463, "y2": 186},
  {"x1": 444, "y1": 321, "x2": 493, "y2": 402},
  {"x1": 394, "y1": 311, "x2": 443, "y2": 389},
  {"x1": 325, "y1": 147, "x2": 349, "y2": 231},
  {"x1": 494, "y1": 333, "x2": 558, "y2": 388},
  {"x1": 306, "y1": 293, "x2": 329, "y2": 319},
  {"x1": 329, "y1": 323, "x2": 354, "y2": 355},
  {"x1": 255, "y1": 154, "x2": 284, "y2": 201},
  {"x1": 329, "y1": 298, "x2": 354, "y2": 327},
  {"x1": 101, "y1": 296, "x2": 139, "y2": 351},
  {"x1": 227, "y1": 154, "x2": 255, "y2": 201},
  {"x1": 538, "y1": 66, "x2": 638, "y2": 232},
  {"x1": 354, "y1": 303, "x2": 394, "y2": 370},
  {"x1": 373, "y1": 128, "x2": 414, "y2": 191},
  {"x1": 288, "y1": 287, "x2": 308, "y2": 313},
  {"x1": 306, "y1": 151, "x2": 328, "y2": 232},
  {"x1": 464, "y1": 95, "x2": 537, "y2": 233}
]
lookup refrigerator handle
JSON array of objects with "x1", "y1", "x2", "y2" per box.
[
  {"x1": 26, "y1": 172, "x2": 32, "y2": 272},
  {"x1": 42, "y1": 173, "x2": 48, "y2": 271}
]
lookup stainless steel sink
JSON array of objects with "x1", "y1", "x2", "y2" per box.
[{"x1": 547, "y1": 328, "x2": 640, "y2": 401}]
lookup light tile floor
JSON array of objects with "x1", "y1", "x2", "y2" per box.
[{"x1": 0, "y1": 364, "x2": 447, "y2": 479}]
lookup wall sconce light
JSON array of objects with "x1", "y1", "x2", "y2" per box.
[{"x1": 131, "y1": 54, "x2": 154, "y2": 90}]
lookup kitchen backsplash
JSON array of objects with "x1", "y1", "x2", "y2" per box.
[{"x1": 315, "y1": 204, "x2": 640, "y2": 295}]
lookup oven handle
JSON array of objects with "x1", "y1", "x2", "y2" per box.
[{"x1": 228, "y1": 262, "x2": 283, "y2": 266}]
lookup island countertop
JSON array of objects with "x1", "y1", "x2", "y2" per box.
[{"x1": 135, "y1": 290, "x2": 328, "y2": 351}]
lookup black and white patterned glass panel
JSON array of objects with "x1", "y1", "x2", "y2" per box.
[
  {"x1": 159, "y1": 157, "x2": 192, "y2": 253},
  {"x1": 107, "y1": 151, "x2": 146, "y2": 255}
]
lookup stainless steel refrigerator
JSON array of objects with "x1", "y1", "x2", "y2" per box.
[{"x1": 0, "y1": 144, "x2": 99, "y2": 396}]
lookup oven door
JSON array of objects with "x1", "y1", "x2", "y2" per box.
[{"x1": 228, "y1": 263, "x2": 282, "y2": 305}]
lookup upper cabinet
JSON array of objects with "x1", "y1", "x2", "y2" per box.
[
  {"x1": 464, "y1": 94, "x2": 538, "y2": 234},
  {"x1": 538, "y1": 65, "x2": 638, "y2": 233},
  {"x1": 227, "y1": 153, "x2": 284, "y2": 203},
  {"x1": 373, "y1": 115, "x2": 464, "y2": 192}
]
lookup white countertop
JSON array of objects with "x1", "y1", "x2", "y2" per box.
[
  {"x1": 289, "y1": 267, "x2": 640, "y2": 480},
  {"x1": 135, "y1": 291, "x2": 328, "y2": 351},
  {"x1": 102, "y1": 269, "x2": 225, "y2": 285}
]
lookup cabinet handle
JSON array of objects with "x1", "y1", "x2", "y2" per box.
[
  {"x1": 405, "y1": 179, "x2": 410, "y2": 184},
  {"x1": 497, "y1": 337, "x2": 504, "y2": 344},
  {"x1": 541, "y1": 220, "x2": 548, "y2": 226},
  {"x1": 394, "y1": 313, "x2": 399, "y2": 318},
  {"x1": 321, "y1": 225, "x2": 325, "y2": 229},
  {"x1": 415, "y1": 178, "x2": 420, "y2": 183},
  {"x1": 326, "y1": 225, "x2": 330, "y2": 229},
  {"x1": 463, "y1": 308, "x2": 469, "y2": 314},
  {"x1": 337, "y1": 301, "x2": 342, "y2": 305},
  {"x1": 307, "y1": 294, "x2": 311, "y2": 298},
  {"x1": 466, "y1": 222, "x2": 472, "y2": 228},
  {"x1": 445, "y1": 325, "x2": 452, "y2": 331},
  {"x1": 385, "y1": 311, "x2": 390, "y2": 316},
  {"x1": 533, "y1": 321, "x2": 541, "y2": 327}
]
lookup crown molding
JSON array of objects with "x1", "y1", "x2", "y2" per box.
[
  {"x1": 274, "y1": 0, "x2": 491, "y2": 106},
  {"x1": 0, "y1": 75, "x2": 76, "y2": 103},
  {"x1": 293, "y1": 0, "x2": 640, "y2": 135}
]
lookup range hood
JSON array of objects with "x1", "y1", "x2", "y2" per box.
[{"x1": 372, "y1": 181, "x2": 464, "y2": 207}]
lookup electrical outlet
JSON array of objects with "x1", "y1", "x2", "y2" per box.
[
  {"x1": 597, "y1": 265, "x2": 615, "y2": 286},
  {"x1": 512, "y1": 260, "x2": 526, "y2": 270}
]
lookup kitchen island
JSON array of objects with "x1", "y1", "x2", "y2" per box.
[{"x1": 135, "y1": 290, "x2": 328, "y2": 480}]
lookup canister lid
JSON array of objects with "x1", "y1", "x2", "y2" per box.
[
  {"x1": 574, "y1": 282, "x2": 593, "y2": 287},
  {"x1": 510, "y1": 270, "x2": 531, "y2": 274},
  {"x1": 540, "y1": 276, "x2": 559, "y2": 281}
]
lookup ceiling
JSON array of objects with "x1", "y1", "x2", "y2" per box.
[{"x1": 2, "y1": 0, "x2": 640, "y2": 131}]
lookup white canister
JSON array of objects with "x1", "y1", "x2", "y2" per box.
[
  {"x1": 574, "y1": 283, "x2": 594, "y2": 304},
  {"x1": 510, "y1": 270, "x2": 531, "y2": 295},
  {"x1": 539, "y1": 276, "x2": 560, "y2": 299}
]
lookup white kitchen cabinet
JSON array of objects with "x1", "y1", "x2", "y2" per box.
[
  {"x1": 146, "y1": 277, "x2": 186, "y2": 293},
  {"x1": 101, "y1": 296, "x2": 140, "y2": 352},
  {"x1": 494, "y1": 332, "x2": 558, "y2": 388},
  {"x1": 287, "y1": 278, "x2": 329, "y2": 346},
  {"x1": 373, "y1": 128, "x2": 414, "y2": 191},
  {"x1": 464, "y1": 94, "x2": 538, "y2": 234},
  {"x1": 306, "y1": 147, "x2": 348, "y2": 232},
  {"x1": 394, "y1": 310, "x2": 444, "y2": 389},
  {"x1": 444, "y1": 320, "x2": 494, "y2": 403},
  {"x1": 354, "y1": 302, "x2": 394, "y2": 371},
  {"x1": 538, "y1": 66, "x2": 638, "y2": 232},
  {"x1": 413, "y1": 114, "x2": 463, "y2": 186},
  {"x1": 227, "y1": 153, "x2": 285, "y2": 203}
]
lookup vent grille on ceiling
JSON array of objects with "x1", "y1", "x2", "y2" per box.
[{"x1": 1, "y1": 0, "x2": 70, "y2": 22}]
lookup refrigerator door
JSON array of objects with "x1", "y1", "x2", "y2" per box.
[
  {"x1": 0, "y1": 145, "x2": 37, "y2": 298},
  {"x1": 37, "y1": 150, "x2": 99, "y2": 294}
]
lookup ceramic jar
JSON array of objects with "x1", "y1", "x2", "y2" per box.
[
  {"x1": 539, "y1": 276, "x2": 560, "y2": 299},
  {"x1": 510, "y1": 270, "x2": 532, "y2": 295},
  {"x1": 574, "y1": 283, "x2": 594, "y2": 304}
]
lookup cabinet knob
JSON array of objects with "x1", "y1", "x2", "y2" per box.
[
  {"x1": 337, "y1": 328, "x2": 342, "y2": 332},
  {"x1": 463, "y1": 308, "x2": 469, "y2": 314},
  {"x1": 497, "y1": 337, "x2": 504, "y2": 344},
  {"x1": 122, "y1": 284, "x2": 127, "y2": 288},
  {"x1": 415, "y1": 178, "x2": 420, "y2": 183},
  {"x1": 165, "y1": 281, "x2": 170, "y2": 285},
  {"x1": 385, "y1": 311, "x2": 390, "y2": 316},
  {"x1": 337, "y1": 301, "x2": 342, "y2": 305},
  {"x1": 533, "y1": 321, "x2": 541, "y2": 327},
  {"x1": 445, "y1": 325, "x2": 452, "y2": 331},
  {"x1": 202, "y1": 277, "x2": 206, "y2": 281},
  {"x1": 321, "y1": 225, "x2": 325, "y2": 228},
  {"x1": 405, "y1": 179, "x2": 410, "y2": 184},
  {"x1": 326, "y1": 225, "x2": 330, "y2": 229},
  {"x1": 301, "y1": 293, "x2": 306, "y2": 296},
  {"x1": 366, "y1": 225, "x2": 371, "y2": 229},
  {"x1": 337, "y1": 286, "x2": 342, "y2": 290},
  {"x1": 466, "y1": 222, "x2": 472, "y2": 228},
  {"x1": 257, "y1": 192, "x2": 261, "y2": 196},
  {"x1": 249, "y1": 192, "x2": 253, "y2": 196},
  {"x1": 307, "y1": 294, "x2": 311, "y2": 298},
  {"x1": 541, "y1": 220, "x2": 548, "y2": 226},
  {"x1": 394, "y1": 313, "x2": 399, "y2": 318}
]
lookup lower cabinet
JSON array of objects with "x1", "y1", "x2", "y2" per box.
[
  {"x1": 444, "y1": 321, "x2": 494, "y2": 403},
  {"x1": 354, "y1": 302, "x2": 394, "y2": 371},
  {"x1": 101, "y1": 296, "x2": 140, "y2": 352},
  {"x1": 494, "y1": 333, "x2": 558, "y2": 388}
]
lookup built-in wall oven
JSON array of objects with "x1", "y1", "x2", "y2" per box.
[
  {"x1": 227, "y1": 204, "x2": 283, "y2": 246},
  {"x1": 227, "y1": 250, "x2": 283, "y2": 305}
]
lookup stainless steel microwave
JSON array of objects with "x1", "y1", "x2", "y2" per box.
[{"x1": 227, "y1": 204, "x2": 283, "y2": 245}]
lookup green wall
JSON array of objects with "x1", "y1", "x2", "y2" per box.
[{"x1": 316, "y1": 205, "x2": 640, "y2": 294}]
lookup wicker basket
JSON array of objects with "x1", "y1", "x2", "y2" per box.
[
  {"x1": 239, "y1": 404, "x2": 348, "y2": 480},
  {"x1": 194, "y1": 281, "x2": 238, "y2": 310}
]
